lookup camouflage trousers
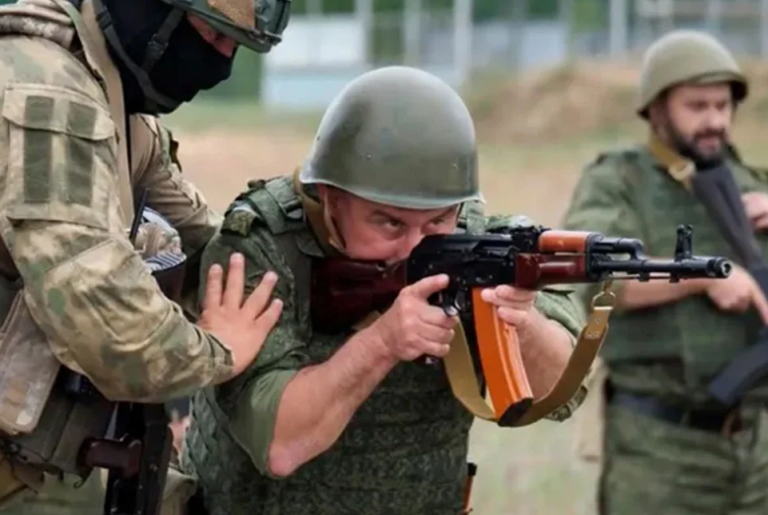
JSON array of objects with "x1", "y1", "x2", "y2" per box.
[{"x1": 599, "y1": 402, "x2": 768, "y2": 515}]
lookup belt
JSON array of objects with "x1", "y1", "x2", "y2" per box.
[{"x1": 611, "y1": 391, "x2": 752, "y2": 437}]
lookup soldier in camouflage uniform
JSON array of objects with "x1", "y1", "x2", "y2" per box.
[
  {"x1": 179, "y1": 66, "x2": 587, "y2": 515},
  {"x1": 0, "y1": 0, "x2": 291, "y2": 512},
  {"x1": 562, "y1": 30, "x2": 768, "y2": 514}
]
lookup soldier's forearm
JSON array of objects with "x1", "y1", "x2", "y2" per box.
[
  {"x1": 267, "y1": 328, "x2": 398, "y2": 478},
  {"x1": 15, "y1": 223, "x2": 234, "y2": 402},
  {"x1": 518, "y1": 309, "x2": 573, "y2": 398},
  {"x1": 617, "y1": 278, "x2": 708, "y2": 311}
]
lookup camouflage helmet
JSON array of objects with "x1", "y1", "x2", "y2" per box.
[
  {"x1": 637, "y1": 29, "x2": 748, "y2": 118},
  {"x1": 300, "y1": 66, "x2": 483, "y2": 210},
  {"x1": 160, "y1": 0, "x2": 291, "y2": 53}
]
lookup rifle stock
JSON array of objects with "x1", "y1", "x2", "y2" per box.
[{"x1": 100, "y1": 403, "x2": 173, "y2": 515}]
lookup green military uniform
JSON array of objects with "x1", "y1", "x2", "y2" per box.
[
  {"x1": 562, "y1": 30, "x2": 768, "y2": 515},
  {"x1": 181, "y1": 177, "x2": 584, "y2": 515},
  {"x1": 180, "y1": 66, "x2": 587, "y2": 515}
]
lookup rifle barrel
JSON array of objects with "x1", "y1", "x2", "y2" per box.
[{"x1": 593, "y1": 257, "x2": 732, "y2": 279}]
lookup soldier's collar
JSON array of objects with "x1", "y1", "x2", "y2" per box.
[
  {"x1": 291, "y1": 169, "x2": 344, "y2": 257},
  {"x1": 645, "y1": 132, "x2": 696, "y2": 188}
]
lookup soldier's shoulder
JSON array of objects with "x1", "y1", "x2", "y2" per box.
[
  {"x1": 0, "y1": 38, "x2": 111, "y2": 154},
  {"x1": 220, "y1": 175, "x2": 306, "y2": 240},
  {"x1": 729, "y1": 145, "x2": 768, "y2": 184},
  {"x1": 484, "y1": 213, "x2": 538, "y2": 233},
  {"x1": 0, "y1": 37, "x2": 107, "y2": 107},
  {"x1": 575, "y1": 144, "x2": 644, "y2": 193},
  {"x1": 582, "y1": 145, "x2": 643, "y2": 174}
]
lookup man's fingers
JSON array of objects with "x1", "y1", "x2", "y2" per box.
[
  {"x1": 420, "y1": 342, "x2": 451, "y2": 359},
  {"x1": 223, "y1": 253, "x2": 246, "y2": 309},
  {"x1": 752, "y1": 290, "x2": 768, "y2": 325},
  {"x1": 202, "y1": 263, "x2": 224, "y2": 310},
  {"x1": 416, "y1": 325, "x2": 455, "y2": 345},
  {"x1": 754, "y1": 213, "x2": 768, "y2": 230},
  {"x1": 742, "y1": 195, "x2": 756, "y2": 214},
  {"x1": 419, "y1": 306, "x2": 457, "y2": 329},
  {"x1": 480, "y1": 287, "x2": 534, "y2": 310},
  {"x1": 254, "y1": 299, "x2": 284, "y2": 333},
  {"x1": 409, "y1": 274, "x2": 449, "y2": 300},
  {"x1": 496, "y1": 306, "x2": 527, "y2": 326},
  {"x1": 242, "y1": 271, "x2": 279, "y2": 319}
]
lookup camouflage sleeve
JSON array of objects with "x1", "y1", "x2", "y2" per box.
[
  {"x1": 201, "y1": 223, "x2": 309, "y2": 476},
  {"x1": 484, "y1": 213, "x2": 587, "y2": 421},
  {"x1": 132, "y1": 115, "x2": 222, "y2": 255},
  {"x1": 0, "y1": 83, "x2": 234, "y2": 402},
  {"x1": 560, "y1": 154, "x2": 644, "y2": 309}
]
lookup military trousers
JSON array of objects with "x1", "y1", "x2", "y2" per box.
[{"x1": 599, "y1": 401, "x2": 768, "y2": 515}]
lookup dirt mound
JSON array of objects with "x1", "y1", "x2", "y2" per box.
[{"x1": 470, "y1": 59, "x2": 768, "y2": 145}]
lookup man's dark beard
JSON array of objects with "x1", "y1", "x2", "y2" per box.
[{"x1": 663, "y1": 117, "x2": 728, "y2": 171}]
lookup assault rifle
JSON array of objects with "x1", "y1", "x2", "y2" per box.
[
  {"x1": 683, "y1": 162, "x2": 768, "y2": 406},
  {"x1": 311, "y1": 224, "x2": 731, "y2": 426}
]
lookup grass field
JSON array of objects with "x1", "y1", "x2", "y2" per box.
[{"x1": 158, "y1": 61, "x2": 768, "y2": 515}]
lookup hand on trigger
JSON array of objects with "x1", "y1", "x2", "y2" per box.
[{"x1": 480, "y1": 285, "x2": 537, "y2": 331}]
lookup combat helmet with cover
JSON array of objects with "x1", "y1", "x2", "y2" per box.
[
  {"x1": 158, "y1": 0, "x2": 290, "y2": 52},
  {"x1": 92, "y1": 0, "x2": 291, "y2": 113},
  {"x1": 637, "y1": 29, "x2": 748, "y2": 118},
  {"x1": 300, "y1": 66, "x2": 484, "y2": 210}
]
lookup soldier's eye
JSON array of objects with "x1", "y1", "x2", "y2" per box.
[{"x1": 383, "y1": 218, "x2": 404, "y2": 230}]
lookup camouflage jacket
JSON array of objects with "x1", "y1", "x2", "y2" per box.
[
  {"x1": 181, "y1": 175, "x2": 586, "y2": 515},
  {"x1": 0, "y1": 0, "x2": 232, "y2": 402}
]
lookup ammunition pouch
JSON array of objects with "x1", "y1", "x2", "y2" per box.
[{"x1": 0, "y1": 290, "x2": 113, "y2": 505}]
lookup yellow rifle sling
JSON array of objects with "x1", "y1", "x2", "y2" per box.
[{"x1": 443, "y1": 285, "x2": 615, "y2": 426}]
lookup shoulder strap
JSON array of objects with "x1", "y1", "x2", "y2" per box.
[
  {"x1": 222, "y1": 176, "x2": 312, "y2": 305},
  {"x1": 59, "y1": 0, "x2": 133, "y2": 226},
  {"x1": 457, "y1": 200, "x2": 486, "y2": 235}
]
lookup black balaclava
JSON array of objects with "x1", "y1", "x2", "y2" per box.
[{"x1": 97, "y1": 0, "x2": 236, "y2": 115}]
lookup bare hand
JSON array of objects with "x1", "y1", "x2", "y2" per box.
[
  {"x1": 169, "y1": 416, "x2": 190, "y2": 455},
  {"x1": 370, "y1": 274, "x2": 457, "y2": 361},
  {"x1": 705, "y1": 264, "x2": 768, "y2": 324},
  {"x1": 199, "y1": 253, "x2": 284, "y2": 376},
  {"x1": 480, "y1": 284, "x2": 538, "y2": 333},
  {"x1": 742, "y1": 192, "x2": 768, "y2": 231}
]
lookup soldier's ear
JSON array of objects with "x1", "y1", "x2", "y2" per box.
[
  {"x1": 317, "y1": 184, "x2": 344, "y2": 210},
  {"x1": 316, "y1": 184, "x2": 330, "y2": 204},
  {"x1": 647, "y1": 100, "x2": 663, "y2": 127}
]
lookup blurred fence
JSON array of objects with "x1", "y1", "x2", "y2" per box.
[
  {"x1": 254, "y1": 0, "x2": 768, "y2": 109},
  {"x1": 2, "y1": 0, "x2": 765, "y2": 108}
]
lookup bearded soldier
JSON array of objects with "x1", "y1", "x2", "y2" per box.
[
  {"x1": 563, "y1": 30, "x2": 768, "y2": 514},
  {"x1": 178, "y1": 66, "x2": 588, "y2": 515},
  {"x1": 0, "y1": 0, "x2": 291, "y2": 511}
]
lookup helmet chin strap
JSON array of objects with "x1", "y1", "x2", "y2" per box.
[
  {"x1": 321, "y1": 203, "x2": 347, "y2": 254},
  {"x1": 92, "y1": 0, "x2": 184, "y2": 113}
]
